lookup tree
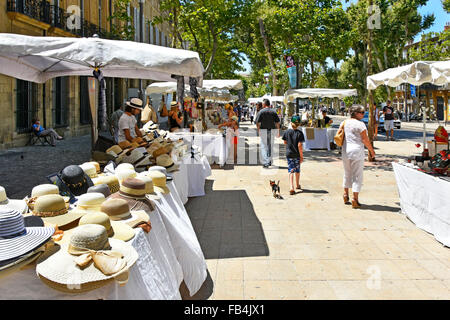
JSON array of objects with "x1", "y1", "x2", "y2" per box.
[
  {"x1": 108, "y1": 0, "x2": 135, "y2": 41},
  {"x1": 409, "y1": 29, "x2": 450, "y2": 61}
]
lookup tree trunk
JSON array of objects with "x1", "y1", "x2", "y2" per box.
[
  {"x1": 258, "y1": 18, "x2": 278, "y2": 96},
  {"x1": 367, "y1": 0, "x2": 375, "y2": 162},
  {"x1": 203, "y1": 21, "x2": 218, "y2": 77}
]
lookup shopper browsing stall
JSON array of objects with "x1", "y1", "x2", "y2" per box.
[
  {"x1": 168, "y1": 101, "x2": 183, "y2": 132},
  {"x1": 118, "y1": 98, "x2": 144, "y2": 143}
]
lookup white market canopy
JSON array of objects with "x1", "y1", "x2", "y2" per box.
[
  {"x1": 0, "y1": 33, "x2": 204, "y2": 83},
  {"x1": 284, "y1": 88, "x2": 358, "y2": 103},
  {"x1": 145, "y1": 81, "x2": 235, "y2": 101},
  {"x1": 201, "y1": 79, "x2": 243, "y2": 91},
  {"x1": 367, "y1": 60, "x2": 450, "y2": 90}
]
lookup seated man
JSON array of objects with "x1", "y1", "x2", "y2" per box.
[
  {"x1": 32, "y1": 118, "x2": 63, "y2": 147},
  {"x1": 118, "y1": 98, "x2": 144, "y2": 143},
  {"x1": 318, "y1": 109, "x2": 333, "y2": 128}
]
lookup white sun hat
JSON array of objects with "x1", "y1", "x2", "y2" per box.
[{"x1": 0, "y1": 186, "x2": 28, "y2": 215}]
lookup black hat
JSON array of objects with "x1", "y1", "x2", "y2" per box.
[{"x1": 56, "y1": 165, "x2": 94, "y2": 197}]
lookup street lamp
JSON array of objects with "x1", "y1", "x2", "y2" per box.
[{"x1": 138, "y1": 0, "x2": 145, "y2": 102}]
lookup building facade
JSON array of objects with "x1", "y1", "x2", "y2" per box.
[{"x1": 0, "y1": 0, "x2": 174, "y2": 149}]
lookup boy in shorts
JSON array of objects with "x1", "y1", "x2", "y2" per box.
[{"x1": 282, "y1": 116, "x2": 305, "y2": 195}]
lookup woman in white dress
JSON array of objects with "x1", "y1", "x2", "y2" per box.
[{"x1": 340, "y1": 105, "x2": 376, "y2": 209}]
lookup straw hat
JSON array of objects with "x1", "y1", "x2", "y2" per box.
[
  {"x1": 122, "y1": 149, "x2": 147, "y2": 166},
  {"x1": 87, "y1": 184, "x2": 111, "y2": 198},
  {"x1": 31, "y1": 184, "x2": 59, "y2": 198},
  {"x1": 92, "y1": 175, "x2": 120, "y2": 194},
  {"x1": 156, "y1": 154, "x2": 179, "y2": 173},
  {"x1": 59, "y1": 212, "x2": 135, "y2": 243},
  {"x1": 56, "y1": 165, "x2": 94, "y2": 197},
  {"x1": 106, "y1": 145, "x2": 123, "y2": 158},
  {"x1": 131, "y1": 137, "x2": 148, "y2": 148},
  {"x1": 0, "y1": 243, "x2": 47, "y2": 280},
  {"x1": 100, "y1": 198, "x2": 150, "y2": 228},
  {"x1": 0, "y1": 208, "x2": 54, "y2": 264},
  {"x1": 79, "y1": 163, "x2": 98, "y2": 179},
  {"x1": 134, "y1": 155, "x2": 154, "y2": 173},
  {"x1": 86, "y1": 161, "x2": 101, "y2": 174},
  {"x1": 143, "y1": 132, "x2": 155, "y2": 143},
  {"x1": 118, "y1": 140, "x2": 134, "y2": 151},
  {"x1": 73, "y1": 193, "x2": 106, "y2": 212},
  {"x1": 148, "y1": 166, "x2": 173, "y2": 181},
  {"x1": 31, "y1": 194, "x2": 80, "y2": 229},
  {"x1": 146, "y1": 171, "x2": 169, "y2": 194},
  {"x1": 126, "y1": 97, "x2": 144, "y2": 111},
  {"x1": 136, "y1": 173, "x2": 161, "y2": 201},
  {"x1": 0, "y1": 186, "x2": 28, "y2": 215},
  {"x1": 115, "y1": 163, "x2": 135, "y2": 173},
  {"x1": 36, "y1": 224, "x2": 138, "y2": 293},
  {"x1": 143, "y1": 121, "x2": 158, "y2": 132},
  {"x1": 118, "y1": 178, "x2": 146, "y2": 200},
  {"x1": 116, "y1": 169, "x2": 137, "y2": 184}
]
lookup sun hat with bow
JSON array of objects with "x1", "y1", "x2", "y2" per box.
[
  {"x1": 30, "y1": 194, "x2": 81, "y2": 229},
  {"x1": 0, "y1": 186, "x2": 28, "y2": 215},
  {"x1": 36, "y1": 224, "x2": 138, "y2": 293},
  {"x1": 56, "y1": 165, "x2": 94, "y2": 197},
  {"x1": 126, "y1": 97, "x2": 144, "y2": 111},
  {"x1": 27, "y1": 184, "x2": 65, "y2": 212},
  {"x1": 0, "y1": 208, "x2": 54, "y2": 263},
  {"x1": 100, "y1": 198, "x2": 150, "y2": 229},
  {"x1": 146, "y1": 171, "x2": 170, "y2": 194}
]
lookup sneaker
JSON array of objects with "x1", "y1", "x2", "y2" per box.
[{"x1": 263, "y1": 164, "x2": 269, "y2": 169}]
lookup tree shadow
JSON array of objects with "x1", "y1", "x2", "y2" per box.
[{"x1": 359, "y1": 204, "x2": 401, "y2": 212}]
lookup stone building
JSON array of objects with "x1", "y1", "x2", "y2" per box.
[{"x1": 0, "y1": 0, "x2": 176, "y2": 149}]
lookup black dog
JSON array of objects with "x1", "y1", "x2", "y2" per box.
[{"x1": 270, "y1": 180, "x2": 283, "y2": 199}]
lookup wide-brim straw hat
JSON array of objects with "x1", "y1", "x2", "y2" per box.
[
  {"x1": 0, "y1": 247, "x2": 44, "y2": 280},
  {"x1": 0, "y1": 186, "x2": 28, "y2": 215},
  {"x1": 156, "y1": 154, "x2": 180, "y2": 173},
  {"x1": 106, "y1": 193, "x2": 154, "y2": 226},
  {"x1": 36, "y1": 231, "x2": 138, "y2": 293},
  {"x1": 0, "y1": 210, "x2": 54, "y2": 263},
  {"x1": 146, "y1": 171, "x2": 170, "y2": 195},
  {"x1": 29, "y1": 194, "x2": 78, "y2": 229},
  {"x1": 126, "y1": 98, "x2": 144, "y2": 111}
]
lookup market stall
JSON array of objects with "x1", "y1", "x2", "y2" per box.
[
  {"x1": 284, "y1": 88, "x2": 358, "y2": 150},
  {"x1": 367, "y1": 61, "x2": 450, "y2": 246}
]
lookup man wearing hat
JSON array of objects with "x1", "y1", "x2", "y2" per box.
[
  {"x1": 118, "y1": 98, "x2": 144, "y2": 143},
  {"x1": 168, "y1": 101, "x2": 183, "y2": 132}
]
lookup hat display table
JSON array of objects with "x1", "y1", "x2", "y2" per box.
[
  {"x1": 0, "y1": 223, "x2": 183, "y2": 299},
  {"x1": 301, "y1": 127, "x2": 331, "y2": 151},
  {"x1": 168, "y1": 132, "x2": 228, "y2": 166},
  {"x1": 393, "y1": 162, "x2": 450, "y2": 247},
  {"x1": 172, "y1": 154, "x2": 212, "y2": 199}
]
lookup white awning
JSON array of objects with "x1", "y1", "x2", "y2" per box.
[
  {"x1": 0, "y1": 33, "x2": 204, "y2": 83},
  {"x1": 201, "y1": 79, "x2": 243, "y2": 91},
  {"x1": 367, "y1": 60, "x2": 450, "y2": 90},
  {"x1": 284, "y1": 88, "x2": 358, "y2": 103}
]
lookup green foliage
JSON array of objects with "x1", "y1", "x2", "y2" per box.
[
  {"x1": 108, "y1": 0, "x2": 135, "y2": 41},
  {"x1": 409, "y1": 28, "x2": 450, "y2": 61},
  {"x1": 444, "y1": 0, "x2": 450, "y2": 13}
]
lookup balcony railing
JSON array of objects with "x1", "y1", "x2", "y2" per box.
[{"x1": 7, "y1": 0, "x2": 118, "y2": 39}]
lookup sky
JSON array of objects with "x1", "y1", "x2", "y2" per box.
[{"x1": 240, "y1": 0, "x2": 449, "y2": 74}]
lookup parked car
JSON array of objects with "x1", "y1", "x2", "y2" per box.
[{"x1": 362, "y1": 112, "x2": 401, "y2": 131}]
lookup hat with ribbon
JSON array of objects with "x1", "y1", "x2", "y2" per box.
[
  {"x1": 116, "y1": 169, "x2": 137, "y2": 184},
  {"x1": 115, "y1": 163, "x2": 135, "y2": 173},
  {"x1": 100, "y1": 198, "x2": 150, "y2": 229},
  {"x1": 0, "y1": 186, "x2": 28, "y2": 215},
  {"x1": 156, "y1": 154, "x2": 179, "y2": 173},
  {"x1": 118, "y1": 178, "x2": 146, "y2": 200},
  {"x1": 118, "y1": 140, "x2": 135, "y2": 152},
  {"x1": 79, "y1": 163, "x2": 98, "y2": 179},
  {"x1": 56, "y1": 165, "x2": 94, "y2": 197},
  {"x1": 146, "y1": 171, "x2": 170, "y2": 194},
  {"x1": 30, "y1": 194, "x2": 80, "y2": 229},
  {"x1": 92, "y1": 175, "x2": 120, "y2": 194},
  {"x1": 27, "y1": 184, "x2": 64, "y2": 212},
  {"x1": 143, "y1": 121, "x2": 158, "y2": 132},
  {"x1": 73, "y1": 193, "x2": 106, "y2": 213},
  {"x1": 126, "y1": 98, "x2": 144, "y2": 111},
  {"x1": 136, "y1": 173, "x2": 161, "y2": 201},
  {"x1": 106, "y1": 145, "x2": 123, "y2": 158},
  {"x1": 58, "y1": 211, "x2": 135, "y2": 243},
  {"x1": 147, "y1": 166, "x2": 173, "y2": 181},
  {"x1": 0, "y1": 208, "x2": 54, "y2": 264},
  {"x1": 36, "y1": 224, "x2": 138, "y2": 293},
  {"x1": 87, "y1": 184, "x2": 111, "y2": 198}
]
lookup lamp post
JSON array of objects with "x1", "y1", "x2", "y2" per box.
[{"x1": 138, "y1": 0, "x2": 145, "y2": 102}]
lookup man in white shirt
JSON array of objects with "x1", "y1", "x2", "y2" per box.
[{"x1": 118, "y1": 98, "x2": 144, "y2": 143}]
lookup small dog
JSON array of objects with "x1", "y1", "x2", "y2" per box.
[{"x1": 270, "y1": 180, "x2": 282, "y2": 199}]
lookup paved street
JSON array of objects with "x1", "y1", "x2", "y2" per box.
[{"x1": 187, "y1": 121, "x2": 450, "y2": 300}]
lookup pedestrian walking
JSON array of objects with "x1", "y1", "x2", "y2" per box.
[
  {"x1": 340, "y1": 105, "x2": 376, "y2": 209},
  {"x1": 255, "y1": 99, "x2": 281, "y2": 168},
  {"x1": 282, "y1": 115, "x2": 304, "y2": 195},
  {"x1": 383, "y1": 100, "x2": 395, "y2": 141}
]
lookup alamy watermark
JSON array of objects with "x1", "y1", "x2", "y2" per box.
[
  {"x1": 367, "y1": 5, "x2": 381, "y2": 30},
  {"x1": 66, "y1": 5, "x2": 82, "y2": 31}
]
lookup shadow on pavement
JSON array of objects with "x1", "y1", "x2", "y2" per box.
[
  {"x1": 359, "y1": 204, "x2": 401, "y2": 212},
  {"x1": 186, "y1": 179, "x2": 269, "y2": 260},
  {"x1": 179, "y1": 270, "x2": 214, "y2": 300},
  {"x1": 300, "y1": 189, "x2": 329, "y2": 194}
]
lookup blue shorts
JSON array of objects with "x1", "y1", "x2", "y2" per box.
[{"x1": 287, "y1": 158, "x2": 301, "y2": 173}]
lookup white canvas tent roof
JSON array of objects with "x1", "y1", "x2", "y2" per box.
[
  {"x1": 0, "y1": 33, "x2": 204, "y2": 83},
  {"x1": 284, "y1": 88, "x2": 358, "y2": 103},
  {"x1": 145, "y1": 81, "x2": 234, "y2": 101},
  {"x1": 366, "y1": 60, "x2": 450, "y2": 90},
  {"x1": 201, "y1": 79, "x2": 243, "y2": 91}
]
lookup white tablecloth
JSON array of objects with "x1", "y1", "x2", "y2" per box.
[
  {"x1": 153, "y1": 189, "x2": 207, "y2": 297},
  {"x1": 0, "y1": 210, "x2": 184, "y2": 300},
  {"x1": 393, "y1": 162, "x2": 450, "y2": 247},
  {"x1": 169, "y1": 132, "x2": 227, "y2": 166},
  {"x1": 173, "y1": 154, "x2": 211, "y2": 199},
  {"x1": 301, "y1": 128, "x2": 330, "y2": 151}
]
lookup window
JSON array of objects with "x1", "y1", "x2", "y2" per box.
[
  {"x1": 52, "y1": 77, "x2": 69, "y2": 127},
  {"x1": 79, "y1": 77, "x2": 91, "y2": 125},
  {"x1": 15, "y1": 79, "x2": 38, "y2": 133},
  {"x1": 155, "y1": 26, "x2": 159, "y2": 45}
]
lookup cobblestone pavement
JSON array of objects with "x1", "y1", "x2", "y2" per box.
[
  {"x1": 186, "y1": 121, "x2": 450, "y2": 300},
  {"x1": 0, "y1": 135, "x2": 92, "y2": 199}
]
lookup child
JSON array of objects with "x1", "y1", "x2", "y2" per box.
[{"x1": 282, "y1": 116, "x2": 305, "y2": 195}]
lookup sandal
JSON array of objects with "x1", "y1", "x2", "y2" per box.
[
  {"x1": 289, "y1": 190, "x2": 295, "y2": 195},
  {"x1": 352, "y1": 199, "x2": 361, "y2": 209},
  {"x1": 343, "y1": 194, "x2": 350, "y2": 204}
]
